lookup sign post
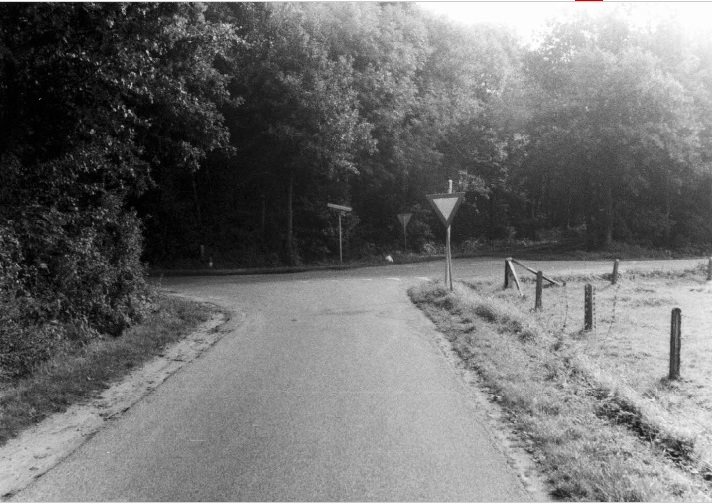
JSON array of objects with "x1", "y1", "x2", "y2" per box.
[
  {"x1": 426, "y1": 181, "x2": 464, "y2": 291},
  {"x1": 327, "y1": 203, "x2": 352, "y2": 263},
  {"x1": 397, "y1": 213, "x2": 412, "y2": 251}
]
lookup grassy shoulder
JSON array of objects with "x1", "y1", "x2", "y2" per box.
[
  {"x1": 409, "y1": 270, "x2": 712, "y2": 501},
  {"x1": 0, "y1": 294, "x2": 215, "y2": 448}
]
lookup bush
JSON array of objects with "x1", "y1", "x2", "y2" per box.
[
  {"x1": 0, "y1": 320, "x2": 60, "y2": 380},
  {"x1": 0, "y1": 224, "x2": 21, "y2": 297},
  {"x1": 0, "y1": 197, "x2": 150, "y2": 378}
]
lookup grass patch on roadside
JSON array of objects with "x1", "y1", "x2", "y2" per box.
[
  {"x1": 0, "y1": 294, "x2": 215, "y2": 448},
  {"x1": 409, "y1": 279, "x2": 712, "y2": 501}
]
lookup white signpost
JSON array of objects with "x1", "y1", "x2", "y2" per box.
[
  {"x1": 426, "y1": 182, "x2": 464, "y2": 291},
  {"x1": 327, "y1": 203, "x2": 352, "y2": 263},
  {"x1": 397, "y1": 213, "x2": 412, "y2": 251}
]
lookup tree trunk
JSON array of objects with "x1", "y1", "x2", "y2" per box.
[
  {"x1": 191, "y1": 173, "x2": 204, "y2": 242},
  {"x1": 664, "y1": 176, "x2": 672, "y2": 247},
  {"x1": 260, "y1": 194, "x2": 266, "y2": 242},
  {"x1": 488, "y1": 188, "x2": 496, "y2": 239},
  {"x1": 285, "y1": 169, "x2": 295, "y2": 265},
  {"x1": 0, "y1": 58, "x2": 18, "y2": 159},
  {"x1": 585, "y1": 205, "x2": 594, "y2": 251},
  {"x1": 603, "y1": 184, "x2": 613, "y2": 248}
]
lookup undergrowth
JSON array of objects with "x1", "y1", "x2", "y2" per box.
[
  {"x1": 409, "y1": 280, "x2": 712, "y2": 501},
  {"x1": 1, "y1": 201, "x2": 150, "y2": 378},
  {"x1": 0, "y1": 294, "x2": 214, "y2": 448}
]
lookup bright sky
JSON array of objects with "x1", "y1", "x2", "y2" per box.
[{"x1": 417, "y1": 2, "x2": 712, "y2": 43}]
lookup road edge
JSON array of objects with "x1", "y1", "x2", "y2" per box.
[
  {"x1": 424, "y1": 303, "x2": 553, "y2": 501},
  {"x1": 0, "y1": 308, "x2": 238, "y2": 501}
]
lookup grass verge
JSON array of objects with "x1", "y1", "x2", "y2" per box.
[
  {"x1": 409, "y1": 278, "x2": 712, "y2": 501},
  {"x1": 0, "y1": 294, "x2": 215, "y2": 448}
]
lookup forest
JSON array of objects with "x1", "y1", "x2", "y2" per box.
[
  {"x1": 140, "y1": 2, "x2": 712, "y2": 266},
  {"x1": 1, "y1": 2, "x2": 712, "y2": 374}
]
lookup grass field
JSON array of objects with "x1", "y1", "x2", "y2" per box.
[
  {"x1": 528, "y1": 264, "x2": 712, "y2": 469},
  {"x1": 410, "y1": 261, "x2": 712, "y2": 501}
]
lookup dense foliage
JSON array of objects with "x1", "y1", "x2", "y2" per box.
[
  {"x1": 2, "y1": 3, "x2": 712, "y2": 375},
  {"x1": 143, "y1": 3, "x2": 712, "y2": 268},
  {"x1": 0, "y1": 3, "x2": 237, "y2": 376}
]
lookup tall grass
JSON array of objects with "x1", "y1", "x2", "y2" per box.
[{"x1": 409, "y1": 280, "x2": 711, "y2": 501}]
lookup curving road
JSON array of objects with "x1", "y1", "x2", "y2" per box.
[{"x1": 10, "y1": 257, "x2": 702, "y2": 501}]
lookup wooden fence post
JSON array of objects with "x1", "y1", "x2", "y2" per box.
[
  {"x1": 669, "y1": 308, "x2": 681, "y2": 380},
  {"x1": 612, "y1": 259, "x2": 619, "y2": 285},
  {"x1": 584, "y1": 284, "x2": 596, "y2": 331},
  {"x1": 535, "y1": 271, "x2": 543, "y2": 311},
  {"x1": 504, "y1": 258, "x2": 511, "y2": 289},
  {"x1": 707, "y1": 258, "x2": 712, "y2": 281}
]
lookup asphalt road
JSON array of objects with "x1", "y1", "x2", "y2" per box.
[{"x1": 10, "y1": 256, "x2": 703, "y2": 501}]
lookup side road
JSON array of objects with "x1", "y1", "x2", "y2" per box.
[
  {"x1": 147, "y1": 239, "x2": 588, "y2": 277},
  {"x1": 150, "y1": 247, "x2": 709, "y2": 278},
  {"x1": 9, "y1": 273, "x2": 537, "y2": 502}
]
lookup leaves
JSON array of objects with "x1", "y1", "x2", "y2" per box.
[
  {"x1": 0, "y1": 3, "x2": 241, "y2": 375},
  {"x1": 520, "y1": 12, "x2": 710, "y2": 247}
]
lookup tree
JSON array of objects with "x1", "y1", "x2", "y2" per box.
[
  {"x1": 0, "y1": 3, "x2": 239, "y2": 374},
  {"x1": 213, "y1": 3, "x2": 374, "y2": 264},
  {"x1": 521, "y1": 13, "x2": 704, "y2": 248}
]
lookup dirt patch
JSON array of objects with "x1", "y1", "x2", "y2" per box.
[{"x1": 0, "y1": 311, "x2": 235, "y2": 500}]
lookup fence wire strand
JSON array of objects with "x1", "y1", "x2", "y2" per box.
[{"x1": 519, "y1": 266, "x2": 712, "y2": 448}]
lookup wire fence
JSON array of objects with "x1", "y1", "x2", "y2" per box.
[
  {"x1": 520, "y1": 262, "x2": 712, "y2": 341},
  {"x1": 501, "y1": 256, "x2": 712, "y2": 378},
  {"x1": 500, "y1": 257, "x2": 712, "y2": 455}
]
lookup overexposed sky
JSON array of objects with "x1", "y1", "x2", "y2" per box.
[{"x1": 417, "y1": 2, "x2": 712, "y2": 42}]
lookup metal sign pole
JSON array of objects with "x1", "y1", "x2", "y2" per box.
[
  {"x1": 425, "y1": 189, "x2": 464, "y2": 293},
  {"x1": 446, "y1": 225, "x2": 452, "y2": 289},
  {"x1": 327, "y1": 203, "x2": 352, "y2": 264},
  {"x1": 397, "y1": 213, "x2": 412, "y2": 253},
  {"x1": 446, "y1": 180, "x2": 453, "y2": 290},
  {"x1": 338, "y1": 212, "x2": 343, "y2": 264}
]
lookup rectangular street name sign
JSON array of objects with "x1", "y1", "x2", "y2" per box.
[{"x1": 327, "y1": 203, "x2": 352, "y2": 212}]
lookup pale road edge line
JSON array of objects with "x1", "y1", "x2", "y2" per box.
[{"x1": 0, "y1": 306, "x2": 238, "y2": 501}]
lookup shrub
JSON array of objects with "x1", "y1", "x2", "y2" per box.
[{"x1": 0, "y1": 197, "x2": 150, "y2": 378}]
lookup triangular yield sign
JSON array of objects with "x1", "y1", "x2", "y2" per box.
[
  {"x1": 397, "y1": 213, "x2": 412, "y2": 227},
  {"x1": 426, "y1": 192, "x2": 465, "y2": 227}
]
